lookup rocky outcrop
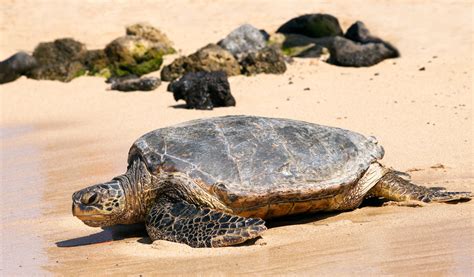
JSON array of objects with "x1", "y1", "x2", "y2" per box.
[
  {"x1": 272, "y1": 19, "x2": 399, "y2": 66},
  {"x1": 3, "y1": 23, "x2": 175, "y2": 83},
  {"x1": 161, "y1": 44, "x2": 240, "y2": 81},
  {"x1": 0, "y1": 52, "x2": 37, "y2": 84},
  {"x1": 167, "y1": 71, "x2": 235, "y2": 110}
]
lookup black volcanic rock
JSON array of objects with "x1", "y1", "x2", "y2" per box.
[
  {"x1": 0, "y1": 52, "x2": 37, "y2": 84},
  {"x1": 168, "y1": 71, "x2": 235, "y2": 110},
  {"x1": 277, "y1": 14, "x2": 343, "y2": 38}
]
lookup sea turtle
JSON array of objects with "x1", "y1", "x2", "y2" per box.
[{"x1": 72, "y1": 115, "x2": 471, "y2": 247}]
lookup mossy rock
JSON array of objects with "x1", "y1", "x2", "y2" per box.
[
  {"x1": 27, "y1": 38, "x2": 88, "y2": 82},
  {"x1": 105, "y1": 35, "x2": 167, "y2": 77},
  {"x1": 276, "y1": 14, "x2": 343, "y2": 39},
  {"x1": 83, "y1": 49, "x2": 109, "y2": 76}
]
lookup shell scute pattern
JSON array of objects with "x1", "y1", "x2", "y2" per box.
[{"x1": 129, "y1": 115, "x2": 384, "y2": 201}]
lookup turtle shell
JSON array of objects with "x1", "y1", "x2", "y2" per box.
[{"x1": 128, "y1": 115, "x2": 384, "y2": 205}]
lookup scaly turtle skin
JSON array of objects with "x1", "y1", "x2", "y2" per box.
[{"x1": 72, "y1": 115, "x2": 472, "y2": 247}]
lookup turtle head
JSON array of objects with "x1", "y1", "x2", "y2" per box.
[{"x1": 72, "y1": 180, "x2": 127, "y2": 227}]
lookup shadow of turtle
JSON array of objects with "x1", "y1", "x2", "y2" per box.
[
  {"x1": 169, "y1": 104, "x2": 188, "y2": 109},
  {"x1": 56, "y1": 224, "x2": 146, "y2": 247}
]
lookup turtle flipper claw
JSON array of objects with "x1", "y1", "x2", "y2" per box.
[{"x1": 146, "y1": 200, "x2": 266, "y2": 248}]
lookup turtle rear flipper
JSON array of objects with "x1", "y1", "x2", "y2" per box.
[
  {"x1": 368, "y1": 170, "x2": 472, "y2": 203},
  {"x1": 146, "y1": 200, "x2": 266, "y2": 248}
]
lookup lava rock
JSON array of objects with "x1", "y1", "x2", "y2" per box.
[
  {"x1": 344, "y1": 21, "x2": 375, "y2": 43},
  {"x1": 218, "y1": 24, "x2": 267, "y2": 60},
  {"x1": 344, "y1": 21, "x2": 392, "y2": 44},
  {"x1": 105, "y1": 35, "x2": 168, "y2": 77},
  {"x1": 277, "y1": 14, "x2": 343, "y2": 38},
  {"x1": 240, "y1": 47, "x2": 287, "y2": 75},
  {"x1": 326, "y1": 36, "x2": 399, "y2": 67},
  {"x1": 126, "y1": 23, "x2": 175, "y2": 54},
  {"x1": 161, "y1": 44, "x2": 240, "y2": 81},
  {"x1": 344, "y1": 21, "x2": 399, "y2": 56},
  {"x1": 0, "y1": 51, "x2": 37, "y2": 84},
  {"x1": 167, "y1": 71, "x2": 235, "y2": 110},
  {"x1": 110, "y1": 76, "x2": 161, "y2": 92},
  {"x1": 27, "y1": 38, "x2": 88, "y2": 82}
]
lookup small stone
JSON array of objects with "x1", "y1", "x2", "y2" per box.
[
  {"x1": 277, "y1": 14, "x2": 343, "y2": 38},
  {"x1": 218, "y1": 24, "x2": 267, "y2": 60},
  {"x1": 239, "y1": 47, "x2": 286, "y2": 75},
  {"x1": 110, "y1": 76, "x2": 161, "y2": 92},
  {"x1": 304, "y1": 87, "x2": 310, "y2": 91},
  {"x1": 0, "y1": 51, "x2": 37, "y2": 84},
  {"x1": 167, "y1": 71, "x2": 235, "y2": 110},
  {"x1": 430, "y1": 163, "x2": 445, "y2": 169},
  {"x1": 419, "y1": 67, "x2": 426, "y2": 71}
]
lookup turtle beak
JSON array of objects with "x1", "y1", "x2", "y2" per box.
[
  {"x1": 71, "y1": 191, "x2": 100, "y2": 218},
  {"x1": 72, "y1": 191, "x2": 85, "y2": 215}
]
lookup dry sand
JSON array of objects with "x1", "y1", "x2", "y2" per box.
[{"x1": 1, "y1": 0, "x2": 473, "y2": 275}]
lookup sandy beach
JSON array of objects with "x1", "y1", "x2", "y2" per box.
[{"x1": 1, "y1": 0, "x2": 473, "y2": 275}]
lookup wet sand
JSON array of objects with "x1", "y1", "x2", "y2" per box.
[{"x1": 1, "y1": 0, "x2": 473, "y2": 275}]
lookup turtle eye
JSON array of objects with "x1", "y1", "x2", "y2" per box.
[{"x1": 81, "y1": 192, "x2": 98, "y2": 205}]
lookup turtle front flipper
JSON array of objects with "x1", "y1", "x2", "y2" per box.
[
  {"x1": 368, "y1": 170, "x2": 472, "y2": 203},
  {"x1": 146, "y1": 199, "x2": 267, "y2": 247}
]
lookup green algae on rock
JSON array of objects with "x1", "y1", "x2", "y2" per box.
[
  {"x1": 268, "y1": 33, "x2": 329, "y2": 59},
  {"x1": 105, "y1": 36, "x2": 167, "y2": 77},
  {"x1": 83, "y1": 49, "x2": 110, "y2": 77}
]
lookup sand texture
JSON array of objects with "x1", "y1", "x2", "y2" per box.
[{"x1": 1, "y1": 0, "x2": 473, "y2": 275}]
